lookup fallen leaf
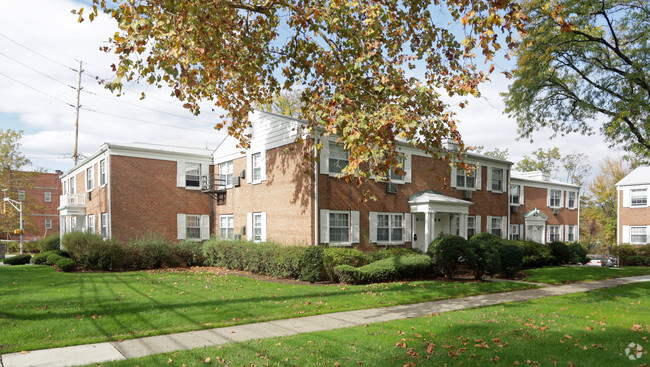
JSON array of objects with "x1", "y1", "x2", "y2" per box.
[
  {"x1": 20, "y1": 351, "x2": 29, "y2": 354},
  {"x1": 205, "y1": 357, "x2": 211, "y2": 363}
]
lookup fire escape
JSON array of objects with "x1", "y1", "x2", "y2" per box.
[{"x1": 201, "y1": 176, "x2": 227, "y2": 205}]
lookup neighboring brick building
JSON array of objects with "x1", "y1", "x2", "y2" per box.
[
  {"x1": 509, "y1": 171, "x2": 580, "y2": 244},
  {"x1": 3, "y1": 171, "x2": 62, "y2": 242},
  {"x1": 616, "y1": 166, "x2": 650, "y2": 246},
  {"x1": 58, "y1": 141, "x2": 214, "y2": 243},
  {"x1": 212, "y1": 110, "x2": 579, "y2": 252}
]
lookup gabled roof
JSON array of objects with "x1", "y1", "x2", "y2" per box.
[
  {"x1": 523, "y1": 208, "x2": 548, "y2": 220},
  {"x1": 511, "y1": 170, "x2": 580, "y2": 189},
  {"x1": 408, "y1": 190, "x2": 473, "y2": 206},
  {"x1": 616, "y1": 166, "x2": 650, "y2": 187}
]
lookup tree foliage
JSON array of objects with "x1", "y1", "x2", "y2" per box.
[
  {"x1": 504, "y1": 0, "x2": 650, "y2": 156},
  {"x1": 580, "y1": 157, "x2": 630, "y2": 248},
  {"x1": 516, "y1": 147, "x2": 561, "y2": 173},
  {"x1": 473, "y1": 146, "x2": 510, "y2": 160},
  {"x1": 516, "y1": 147, "x2": 590, "y2": 185},
  {"x1": 77, "y1": 0, "x2": 525, "y2": 179}
]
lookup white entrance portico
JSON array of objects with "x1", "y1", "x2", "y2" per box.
[
  {"x1": 523, "y1": 208, "x2": 547, "y2": 243},
  {"x1": 408, "y1": 190, "x2": 473, "y2": 253}
]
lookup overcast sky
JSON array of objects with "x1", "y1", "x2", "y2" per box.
[{"x1": 0, "y1": 0, "x2": 623, "y2": 185}]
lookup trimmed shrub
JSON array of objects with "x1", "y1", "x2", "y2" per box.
[
  {"x1": 636, "y1": 245, "x2": 650, "y2": 257},
  {"x1": 611, "y1": 244, "x2": 638, "y2": 263},
  {"x1": 55, "y1": 257, "x2": 76, "y2": 272},
  {"x1": 627, "y1": 255, "x2": 647, "y2": 266},
  {"x1": 509, "y1": 240, "x2": 552, "y2": 268},
  {"x1": 3, "y1": 254, "x2": 31, "y2": 265},
  {"x1": 549, "y1": 241, "x2": 571, "y2": 265},
  {"x1": 334, "y1": 255, "x2": 431, "y2": 284},
  {"x1": 123, "y1": 237, "x2": 174, "y2": 269},
  {"x1": 568, "y1": 243, "x2": 589, "y2": 264},
  {"x1": 62, "y1": 232, "x2": 123, "y2": 270},
  {"x1": 298, "y1": 246, "x2": 325, "y2": 282},
  {"x1": 31, "y1": 250, "x2": 63, "y2": 265},
  {"x1": 499, "y1": 244, "x2": 523, "y2": 278},
  {"x1": 37, "y1": 234, "x2": 61, "y2": 252},
  {"x1": 46, "y1": 253, "x2": 64, "y2": 265},
  {"x1": 172, "y1": 240, "x2": 206, "y2": 266},
  {"x1": 468, "y1": 233, "x2": 501, "y2": 280},
  {"x1": 322, "y1": 248, "x2": 369, "y2": 282},
  {"x1": 428, "y1": 235, "x2": 474, "y2": 278}
]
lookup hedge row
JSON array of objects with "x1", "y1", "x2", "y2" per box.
[
  {"x1": 611, "y1": 244, "x2": 650, "y2": 265},
  {"x1": 333, "y1": 255, "x2": 431, "y2": 284},
  {"x1": 2, "y1": 254, "x2": 31, "y2": 265}
]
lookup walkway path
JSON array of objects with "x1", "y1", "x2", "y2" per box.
[{"x1": 3, "y1": 275, "x2": 649, "y2": 367}]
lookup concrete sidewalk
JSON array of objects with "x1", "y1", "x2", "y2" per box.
[{"x1": 3, "y1": 275, "x2": 649, "y2": 367}]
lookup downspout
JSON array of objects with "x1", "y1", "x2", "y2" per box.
[
  {"x1": 107, "y1": 151, "x2": 112, "y2": 239},
  {"x1": 314, "y1": 137, "x2": 319, "y2": 246}
]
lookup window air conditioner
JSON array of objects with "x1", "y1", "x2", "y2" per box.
[
  {"x1": 233, "y1": 176, "x2": 241, "y2": 187},
  {"x1": 462, "y1": 190, "x2": 472, "y2": 200},
  {"x1": 511, "y1": 206, "x2": 518, "y2": 213},
  {"x1": 87, "y1": 192, "x2": 92, "y2": 201},
  {"x1": 553, "y1": 208, "x2": 560, "y2": 215},
  {"x1": 386, "y1": 182, "x2": 398, "y2": 194}
]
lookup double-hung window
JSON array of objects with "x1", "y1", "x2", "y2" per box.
[
  {"x1": 509, "y1": 224, "x2": 520, "y2": 240},
  {"x1": 18, "y1": 190, "x2": 25, "y2": 201},
  {"x1": 490, "y1": 217, "x2": 501, "y2": 237},
  {"x1": 568, "y1": 191, "x2": 576, "y2": 209},
  {"x1": 100, "y1": 213, "x2": 108, "y2": 238},
  {"x1": 186, "y1": 215, "x2": 201, "y2": 239},
  {"x1": 100, "y1": 159, "x2": 106, "y2": 186},
  {"x1": 631, "y1": 189, "x2": 648, "y2": 207},
  {"x1": 252, "y1": 153, "x2": 262, "y2": 182},
  {"x1": 467, "y1": 216, "x2": 476, "y2": 238},
  {"x1": 69, "y1": 178, "x2": 75, "y2": 194},
  {"x1": 376, "y1": 213, "x2": 403, "y2": 243},
  {"x1": 491, "y1": 168, "x2": 503, "y2": 191},
  {"x1": 87, "y1": 214, "x2": 95, "y2": 234},
  {"x1": 86, "y1": 167, "x2": 94, "y2": 191},
  {"x1": 219, "y1": 215, "x2": 234, "y2": 239},
  {"x1": 457, "y1": 167, "x2": 476, "y2": 189},
  {"x1": 328, "y1": 142, "x2": 349, "y2": 174},
  {"x1": 567, "y1": 226, "x2": 576, "y2": 242},
  {"x1": 630, "y1": 226, "x2": 647, "y2": 244},
  {"x1": 253, "y1": 213, "x2": 263, "y2": 241},
  {"x1": 45, "y1": 218, "x2": 52, "y2": 230},
  {"x1": 329, "y1": 211, "x2": 350, "y2": 243},
  {"x1": 219, "y1": 161, "x2": 233, "y2": 189},
  {"x1": 509, "y1": 185, "x2": 520, "y2": 204},
  {"x1": 549, "y1": 225, "x2": 560, "y2": 242},
  {"x1": 549, "y1": 189, "x2": 561, "y2": 208},
  {"x1": 185, "y1": 163, "x2": 201, "y2": 187},
  {"x1": 44, "y1": 191, "x2": 52, "y2": 203},
  {"x1": 389, "y1": 156, "x2": 405, "y2": 182}
]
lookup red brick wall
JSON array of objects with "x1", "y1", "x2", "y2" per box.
[
  {"x1": 83, "y1": 160, "x2": 110, "y2": 235},
  {"x1": 5, "y1": 172, "x2": 61, "y2": 241},
  {"x1": 618, "y1": 189, "x2": 650, "y2": 243},
  {"x1": 319, "y1": 155, "x2": 510, "y2": 250},
  {"x1": 110, "y1": 155, "x2": 212, "y2": 243},
  {"x1": 510, "y1": 186, "x2": 579, "y2": 226},
  {"x1": 213, "y1": 145, "x2": 315, "y2": 245}
]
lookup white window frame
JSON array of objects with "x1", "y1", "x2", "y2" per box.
[
  {"x1": 549, "y1": 225, "x2": 560, "y2": 242},
  {"x1": 63, "y1": 180, "x2": 68, "y2": 195},
  {"x1": 100, "y1": 213, "x2": 108, "y2": 239},
  {"x1": 329, "y1": 211, "x2": 350, "y2": 244},
  {"x1": 491, "y1": 168, "x2": 503, "y2": 192},
  {"x1": 467, "y1": 216, "x2": 476, "y2": 238},
  {"x1": 567, "y1": 225, "x2": 576, "y2": 242},
  {"x1": 328, "y1": 142, "x2": 349, "y2": 175},
  {"x1": 456, "y1": 166, "x2": 476, "y2": 190},
  {"x1": 631, "y1": 189, "x2": 648, "y2": 207},
  {"x1": 388, "y1": 155, "x2": 405, "y2": 183},
  {"x1": 44, "y1": 191, "x2": 52, "y2": 203},
  {"x1": 490, "y1": 217, "x2": 502, "y2": 237},
  {"x1": 219, "y1": 161, "x2": 234, "y2": 189},
  {"x1": 509, "y1": 224, "x2": 520, "y2": 240},
  {"x1": 99, "y1": 159, "x2": 107, "y2": 187},
  {"x1": 376, "y1": 213, "x2": 404, "y2": 244},
  {"x1": 219, "y1": 214, "x2": 234, "y2": 239},
  {"x1": 185, "y1": 215, "x2": 202, "y2": 240},
  {"x1": 549, "y1": 189, "x2": 562, "y2": 208},
  {"x1": 69, "y1": 178, "x2": 75, "y2": 194},
  {"x1": 18, "y1": 190, "x2": 25, "y2": 201},
  {"x1": 630, "y1": 226, "x2": 647, "y2": 245},
  {"x1": 45, "y1": 218, "x2": 52, "y2": 230},
  {"x1": 509, "y1": 184, "x2": 520, "y2": 205},
  {"x1": 567, "y1": 191, "x2": 577, "y2": 209},
  {"x1": 86, "y1": 166, "x2": 94, "y2": 192},
  {"x1": 185, "y1": 163, "x2": 201, "y2": 188},
  {"x1": 252, "y1": 153, "x2": 262, "y2": 183},
  {"x1": 253, "y1": 212, "x2": 263, "y2": 241},
  {"x1": 87, "y1": 214, "x2": 95, "y2": 234}
]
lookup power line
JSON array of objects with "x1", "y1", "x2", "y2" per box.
[
  {"x1": 0, "y1": 32, "x2": 76, "y2": 73},
  {"x1": 0, "y1": 51, "x2": 77, "y2": 89},
  {"x1": 0, "y1": 72, "x2": 74, "y2": 108}
]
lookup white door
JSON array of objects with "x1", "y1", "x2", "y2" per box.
[
  {"x1": 412, "y1": 213, "x2": 426, "y2": 253},
  {"x1": 527, "y1": 225, "x2": 544, "y2": 243}
]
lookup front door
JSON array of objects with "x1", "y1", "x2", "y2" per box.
[
  {"x1": 412, "y1": 213, "x2": 426, "y2": 253},
  {"x1": 526, "y1": 225, "x2": 544, "y2": 243}
]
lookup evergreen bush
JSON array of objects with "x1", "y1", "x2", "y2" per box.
[
  {"x1": 428, "y1": 235, "x2": 474, "y2": 278},
  {"x1": 548, "y1": 241, "x2": 571, "y2": 264},
  {"x1": 2, "y1": 254, "x2": 31, "y2": 265},
  {"x1": 468, "y1": 233, "x2": 501, "y2": 280},
  {"x1": 333, "y1": 255, "x2": 431, "y2": 284},
  {"x1": 499, "y1": 243, "x2": 523, "y2": 278},
  {"x1": 568, "y1": 243, "x2": 589, "y2": 264}
]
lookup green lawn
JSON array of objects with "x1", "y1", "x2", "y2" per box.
[
  {"x1": 523, "y1": 266, "x2": 650, "y2": 284},
  {"x1": 0, "y1": 266, "x2": 536, "y2": 354},
  {"x1": 95, "y1": 282, "x2": 650, "y2": 367}
]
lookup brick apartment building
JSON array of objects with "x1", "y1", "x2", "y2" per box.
[
  {"x1": 211, "y1": 111, "x2": 581, "y2": 252},
  {"x1": 616, "y1": 166, "x2": 650, "y2": 246},
  {"x1": 3, "y1": 171, "x2": 62, "y2": 242},
  {"x1": 509, "y1": 171, "x2": 580, "y2": 244},
  {"x1": 58, "y1": 141, "x2": 214, "y2": 243}
]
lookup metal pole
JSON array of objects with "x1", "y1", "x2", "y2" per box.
[
  {"x1": 19, "y1": 201, "x2": 23, "y2": 255},
  {"x1": 73, "y1": 60, "x2": 83, "y2": 166}
]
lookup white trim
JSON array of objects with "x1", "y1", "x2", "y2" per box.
[
  {"x1": 320, "y1": 209, "x2": 329, "y2": 244},
  {"x1": 200, "y1": 214, "x2": 210, "y2": 240},
  {"x1": 622, "y1": 225, "x2": 630, "y2": 244},
  {"x1": 369, "y1": 211, "x2": 378, "y2": 243},
  {"x1": 247, "y1": 213, "x2": 253, "y2": 241},
  {"x1": 404, "y1": 212, "x2": 412, "y2": 242},
  {"x1": 350, "y1": 211, "x2": 360, "y2": 244}
]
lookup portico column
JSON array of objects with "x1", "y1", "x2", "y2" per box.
[{"x1": 460, "y1": 213, "x2": 467, "y2": 239}]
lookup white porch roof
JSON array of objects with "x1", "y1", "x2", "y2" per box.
[{"x1": 408, "y1": 190, "x2": 473, "y2": 214}]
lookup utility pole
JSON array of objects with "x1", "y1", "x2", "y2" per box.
[{"x1": 73, "y1": 60, "x2": 83, "y2": 166}]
